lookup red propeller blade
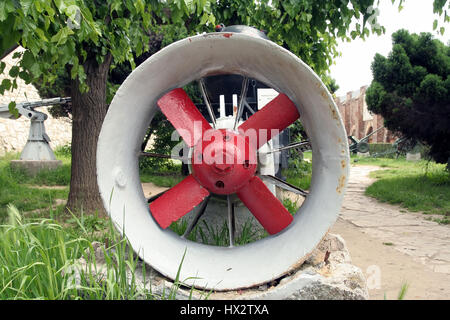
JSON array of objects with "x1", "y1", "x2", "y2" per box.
[
  {"x1": 157, "y1": 88, "x2": 212, "y2": 147},
  {"x1": 150, "y1": 175, "x2": 210, "y2": 229},
  {"x1": 237, "y1": 176, "x2": 293, "y2": 235},
  {"x1": 238, "y1": 93, "x2": 299, "y2": 149}
]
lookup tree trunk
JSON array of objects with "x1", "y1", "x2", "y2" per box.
[{"x1": 66, "y1": 54, "x2": 112, "y2": 217}]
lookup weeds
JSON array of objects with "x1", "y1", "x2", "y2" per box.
[
  {"x1": 284, "y1": 152, "x2": 312, "y2": 190},
  {"x1": 170, "y1": 216, "x2": 266, "y2": 247},
  {"x1": 352, "y1": 155, "x2": 450, "y2": 216},
  {"x1": 0, "y1": 205, "x2": 203, "y2": 300},
  {"x1": 364, "y1": 159, "x2": 450, "y2": 216},
  {"x1": 140, "y1": 172, "x2": 184, "y2": 188},
  {"x1": 283, "y1": 198, "x2": 300, "y2": 215},
  {"x1": 0, "y1": 204, "x2": 88, "y2": 299},
  {"x1": 0, "y1": 152, "x2": 182, "y2": 221},
  {"x1": 0, "y1": 153, "x2": 69, "y2": 220},
  {"x1": 397, "y1": 282, "x2": 409, "y2": 300}
]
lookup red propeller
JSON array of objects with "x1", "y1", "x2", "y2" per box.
[
  {"x1": 149, "y1": 87, "x2": 300, "y2": 235},
  {"x1": 238, "y1": 93, "x2": 299, "y2": 149}
]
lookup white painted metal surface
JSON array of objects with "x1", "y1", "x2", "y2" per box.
[
  {"x1": 257, "y1": 88, "x2": 279, "y2": 110},
  {"x1": 97, "y1": 32, "x2": 349, "y2": 291},
  {"x1": 1, "y1": 101, "x2": 58, "y2": 161}
]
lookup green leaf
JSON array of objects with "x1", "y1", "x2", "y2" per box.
[
  {"x1": 184, "y1": 0, "x2": 194, "y2": 13},
  {"x1": 29, "y1": 62, "x2": 41, "y2": 77},
  {"x1": 208, "y1": 13, "x2": 215, "y2": 25},
  {"x1": 433, "y1": 19, "x2": 438, "y2": 30},
  {"x1": 9, "y1": 66, "x2": 19, "y2": 78},
  {"x1": 21, "y1": 50, "x2": 35, "y2": 69},
  {"x1": 42, "y1": 2, "x2": 55, "y2": 19},
  {"x1": 44, "y1": 15, "x2": 50, "y2": 30},
  {"x1": 199, "y1": 13, "x2": 208, "y2": 25},
  {"x1": 134, "y1": 0, "x2": 145, "y2": 14},
  {"x1": 20, "y1": 0, "x2": 33, "y2": 15},
  {"x1": 8, "y1": 101, "x2": 20, "y2": 119},
  {"x1": 78, "y1": 7, "x2": 101, "y2": 43},
  {"x1": 1, "y1": 79, "x2": 11, "y2": 91},
  {"x1": 50, "y1": 27, "x2": 74, "y2": 45},
  {"x1": 0, "y1": 3, "x2": 6, "y2": 21},
  {"x1": 65, "y1": 4, "x2": 80, "y2": 22},
  {"x1": 0, "y1": 1, "x2": 15, "y2": 22},
  {"x1": 54, "y1": 0, "x2": 76, "y2": 13},
  {"x1": 12, "y1": 51, "x2": 22, "y2": 59},
  {"x1": 34, "y1": 0, "x2": 43, "y2": 13},
  {"x1": 110, "y1": 0, "x2": 122, "y2": 13},
  {"x1": 70, "y1": 57, "x2": 79, "y2": 79},
  {"x1": 35, "y1": 27, "x2": 48, "y2": 41},
  {"x1": 19, "y1": 70, "x2": 32, "y2": 83}
]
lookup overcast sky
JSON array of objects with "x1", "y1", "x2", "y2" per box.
[{"x1": 330, "y1": 0, "x2": 449, "y2": 97}]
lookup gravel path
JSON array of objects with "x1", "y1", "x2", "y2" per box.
[
  {"x1": 331, "y1": 165, "x2": 450, "y2": 299},
  {"x1": 141, "y1": 165, "x2": 450, "y2": 299}
]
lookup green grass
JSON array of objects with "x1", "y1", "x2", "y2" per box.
[
  {"x1": 0, "y1": 152, "x2": 206, "y2": 299},
  {"x1": 426, "y1": 216, "x2": 450, "y2": 225},
  {"x1": 283, "y1": 153, "x2": 312, "y2": 190},
  {"x1": 0, "y1": 153, "x2": 70, "y2": 221},
  {"x1": 169, "y1": 217, "x2": 267, "y2": 247},
  {"x1": 283, "y1": 198, "x2": 300, "y2": 215},
  {"x1": 285, "y1": 173, "x2": 311, "y2": 190},
  {"x1": 168, "y1": 198, "x2": 301, "y2": 247},
  {"x1": 352, "y1": 156, "x2": 450, "y2": 218},
  {"x1": 139, "y1": 159, "x2": 184, "y2": 187},
  {"x1": 140, "y1": 172, "x2": 184, "y2": 187},
  {"x1": 397, "y1": 282, "x2": 409, "y2": 300},
  {"x1": 0, "y1": 204, "x2": 206, "y2": 300},
  {"x1": 0, "y1": 152, "x2": 186, "y2": 221},
  {"x1": 302, "y1": 150, "x2": 312, "y2": 161},
  {"x1": 351, "y1": 155, "x2": 418, "y2": 168},
  {"x1": 0, "y1": 205, "x2": 150, "y2": 299}
]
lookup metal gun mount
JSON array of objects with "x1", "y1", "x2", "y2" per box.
[
  {"x1": 348, "y1": 126, "x2": 385, "y2": 154},
  {"x1": 0, "y1": 97, "x2": 71, "y2": 161}
]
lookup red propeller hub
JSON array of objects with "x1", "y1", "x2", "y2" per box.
[
  {"x1": 191, "y1": 129, "x2": 257, "y2": 195},
  {"x1": 151, "y1": 88, "x2": 298, "y2": 233}
]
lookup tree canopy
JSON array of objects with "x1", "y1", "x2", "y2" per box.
[
  {"x1": 366, "y1": 29, "x2": 450, "y2": 165},
  {"x1": 0, "y1": 0, "x2": 449, "y2": 213},
  {"x1": 0, "y1": 0, "x2": 397, "y2": 99}
]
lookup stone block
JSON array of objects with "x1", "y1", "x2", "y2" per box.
[
  {"x1": 66, "y1": 233, "x2": 369, "y2": 300},
  {"x1": 406, "y1": 152, "x2": 421, "y2": 161},
  {"x1": 10, "y1": 159, "x2": 62, "y2": 175}
]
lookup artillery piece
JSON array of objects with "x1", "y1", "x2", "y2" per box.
[
  {"x1": 348, "y1": 126, "x2": 385, "y2": 155},
  {"x1": 0, "y1": 97, "x2": 70, "y2": 173},
  {"x1": 97, "y1": 26, "x2": 349, "y2": 291}
]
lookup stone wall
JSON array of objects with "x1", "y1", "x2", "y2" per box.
[
  {"x1": 335, "y1": 86, "x2": 396, "y2": 143},
  {"x1": 0, "y1": 47, "x2": 72, "y2": 156}
]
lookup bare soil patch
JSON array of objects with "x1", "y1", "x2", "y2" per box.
[
  {"x1": 331, "y1": 165, "x2": 450, "y2": 300},
  {"x1": 141, "y1": 166, "x2": 450, "y2": 299}
]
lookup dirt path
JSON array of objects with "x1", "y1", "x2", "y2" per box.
[
  {"x1": 141, "y1": 166, "x2": 450, "y2": 299},
  {"x1": 331, "y1": 165, "x2": 450, "y2": 300},
  {"x1": 141, "y1": 183, "x2": 169, "y2": 200}
]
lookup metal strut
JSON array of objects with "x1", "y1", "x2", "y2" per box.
[{"x1": 0, "y1": 97, "x2": 71, "y2": 161}]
